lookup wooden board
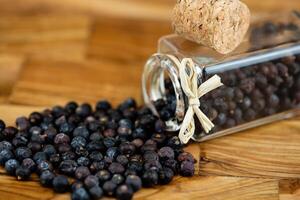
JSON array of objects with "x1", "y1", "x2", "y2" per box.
[
  {"x1": 1, "y1": 0, "x2": 300, "y2": 199},
  {"x1": 0, "y1": 15, "x2": 91, "y2": 61}
]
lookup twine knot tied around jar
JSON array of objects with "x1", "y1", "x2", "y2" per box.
[{"x1": 177, "y1": 57, "x2": 223, "y2": 144}]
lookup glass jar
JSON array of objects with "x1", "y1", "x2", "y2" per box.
[{"x1": 142, "y1": 12, "x2": 300, "y2": 142}]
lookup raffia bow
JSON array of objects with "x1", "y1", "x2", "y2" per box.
[{"x1": 165, "y1": 56, "x2": 223, "y2": 144}]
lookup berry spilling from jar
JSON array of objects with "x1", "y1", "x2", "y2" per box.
[{"x1": 0, "y1": 99, "x2": 196, "y2": 200}]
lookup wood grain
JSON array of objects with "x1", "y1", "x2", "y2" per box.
[
  {"x1": 199, "y1": 118, "x2": 300, "y2": 178},
  {"x1": 0, "y1": 54, "x2": 24, "y2": 99},
  {"x1": 0, "y1": 15, "x2": 91, "y2": 60},
  {"x1": 9, "y1": 58, "x2": 144, "y2": 106},
  {"x1": 87, "y1": 17, "x2": 171, "y2": 64}
]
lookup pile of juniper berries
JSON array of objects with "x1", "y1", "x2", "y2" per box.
[{"x1": 0, "y1": 98, "x2": 195, "y2": 200}]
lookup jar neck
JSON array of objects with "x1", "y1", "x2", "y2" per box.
[{"x1": 142, "y1": 54, "x2": 203, "y2": 132}]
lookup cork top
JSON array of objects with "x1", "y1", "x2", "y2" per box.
[{"x1": 172, "y1": 0, "x2": 251, "y2": 54}]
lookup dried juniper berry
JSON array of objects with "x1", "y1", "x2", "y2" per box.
[
  {"x1": 106, "y1": 147, "x2": 119, "y2": 159},
  {"x1": 53, "y1": 175, "x2": 70, "y2": 193},
  {"x1": 118, "y1": 98, "x2": 136, "y2": 111},
  {"x1": 12, "y1": 135, "x2": 28, "y2": 147},
  {"x1": 142, "y1": 169, "x2": 158, "y2": 187},
  {"x1": 29, "y1": 112, "x2": 43, "y2": 125},
  {"x1": 111, "y1": 174, "x2": 124, "y2": 185},
  {"x1": 131, "y1": 139, "x2": 143, "y2": 149},
  {"x1": 116, "y1": 184, "x2": 133, "y2": 200},
  {"x1": 54, "y1": 133, "x2": 70, "y2": 145},
  {"x1": 119, "y1": 142, "x2": 136, "y2": 156},
  {"x1": 65, "y1": 101, "x2": 78, "y2": 114},
  {"x1": 86, "y1": 141, "x2": 105, "y2": 152},
  {"x1": 143, "y1": 151, "x2": 159, "y2": 163},
  {"x1": 75, "y1": 166, "x2": 91, "y2": 180},
  {"x1": 77, "y1": 156, "x2": 90, "y2": 167},
  {"x1": 89, "y1": 132, "x2": 103, "y2": 141},
  {"x1": 73, "y1": 126, "x2": 90, "y2": 139},
  {"x1": 16, "y1": 165, "x2": 31, "y2": 180},
  {"x1": 158, "y1": 147, "x2": 175, "y2": 161},
  {"x1": 15, "y1": 147, "x2": 32, "y2": 161},
  {"x1": 103, "y1": 181, "x2": 117, "y2": 196},
  {"x1": 89, "y1": 151, "x2": 103, "y2": 162},
  {"x1": 144, "y1": 160, "x2": 162, "y2": 172},
  {"x1": 103, "y1": 137, "x2": 116, "y2": 148},
  {"x1": 96, "y1": 169, "x2": 111, "y2": 184},
  {"x1": 154, "y1": 119, "x2": 166, "y2": 133},
  {"x1": 5, "y1": 159, "x2": 19, "y2": 175},
  {"x1": 179, "y1": 161, "x2": 195, "y2": 177},
  {"x1": 89, "y1": 161, "x2": 105, "y2": 173},
  {"x1": 49, "y1": 154, "x2": 61, "y2": 167},
  {"x1": 2, "y1": 127, "x2": 18, "y2": 140},
  {"x1": 76, "y1": 103, "x2": 92, "y2": 118},
  {"x1": 22, "y1": 158, "x2": 36, "y2": 172},
  {"x1": 71, "y1": 136, "x2": 87, "y2": 149},
  {"x1": 161, "y1": 159, "x2": 178, "y2": 173},
  {"x1": 89, "y1": 185, "x2": 103, "y2": 200},
  {"x1": 43, "y1": 144, "x2": 56, "y2": 157},
  {"x1": 37, "y1": 160, "x2": 53, "y2": 174},
  {"x1": 33, "y1": 151, "x2": 48, "y2": 164},
  {"x1": 40, "y1": 170, "x2": 55, "y2": 187},
  {"x1": 108, "y1": 162, "x2": 125, "y2": 174},
  {"x1": 84, "y1": 175, "x2": 99, "y2": 189},
  {"x1": 72, "y1": 187, "x2": 90, "y2": 200},
  {"x1": 27, "y1": 142, "x2": 42, "y2": 153},
  {"x1": 132, "y1": 128, "x2": 146, "y2": 140},
  {"x1": 125, "y1": 175, "x2": 142, "y2": 192},
  {"x1": 96, "y1": 100, "x2": 111, "y2": 112},
  {"x1": 59, "y1": 160, "x2": 78, "y2": 175},
  {"x1": 0, "y1": 149, "x2": 14, "y2": 165},
  {"x1": 16, "y1": 116, "x2": 30, "y2": 131},
  {"x1": 0, "y1": 141, "x2": 13, "y2": 151},
  {"x1": 116, "y1": 155, "x2": 129, "y2": 166},
  {"x1": 158, "y1": 167, "x2": 174, "y2": 185}
]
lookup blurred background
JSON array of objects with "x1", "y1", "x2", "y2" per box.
[{"x1": 0, "y1": 0, "x2": 300, "y2": 108}]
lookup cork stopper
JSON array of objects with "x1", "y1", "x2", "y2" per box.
[{"x1": 172, "y1": 0, "x2": 251, "y2": 54}]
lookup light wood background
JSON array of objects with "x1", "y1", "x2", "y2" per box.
[{"x1": 0, "y1": 0, "x2": 300, "y2": 199}]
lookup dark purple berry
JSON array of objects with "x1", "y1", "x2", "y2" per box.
[
  {"x1": 158, "y1": 147, "x2": 175, "y2": 161},
  {"x1": 40, "y1": 170, "x2": 55, "y2": 187},
  {"x1": 96, "y1": 169, "x2": 111, "y2": 184},
  {"x1": 89, "y1": 185, "x2": 103, "y2": 200},
  {"x1": 111, "y1": 174, "x2": 124, "y2": 185},
  {"x1": 54, "y1": 133, "x2": 70, "y2": 144},
  {"x1": 16, "y1": 166, "x2": 31, "y2": 180},
  {"x1": 180, "y1": 161, "x2": 195, "y2": 177},
  {"x1": 16, "y1": 116, "x2": 30, "y2": 131},
  {"x1": 22, "y1": 158, "x2": 36, "y2": 172},
  {"x1": 125, "y1": 175, "x2": 142, "y2": 192},
  {"x1": 75, "y1": 166, "x2": 91, "y2": 180},
  {"x1": 59, "y1": 160, "x2": 78, "y2": 175},
  {"x1": 72, "y1": 188, "x2": 90, "y2": 200},
  {"x1": 5, "y1": 159, "x2": 19, "y2": 175},
  {"x1": 37, "y1": 160, "x2": 53, "y2": 174},
  {"x1": 142, "y1": 170, "x2": 158, "y2": 187},
  {"x1": 0, "y1": 141, "x2": 13, "y2": 151},
  {"x1": 108, "y1": 162, "x2": 125, "y2": 174},
  {"x1": 53, "y1": 175, "x2": 70, "y2": 193},
  {"x1": 158, "y1": 167, "x2": 174, "y2": 184},
  {"x1": 84, "y1": 175, "x2": 99, "y2": 189},
  {"x1": 116, "y1": 184, "x2": 133, "y2": 200},
  {"x1": 103, "y1": 181, "x2": 117, "y2": 196}
]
